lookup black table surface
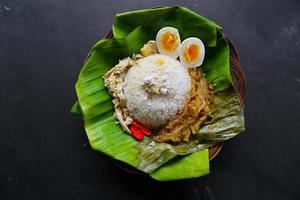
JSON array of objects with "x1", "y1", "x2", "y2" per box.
[{"x1": 1, "y1": 0, "x2": 300, "y2": 199}]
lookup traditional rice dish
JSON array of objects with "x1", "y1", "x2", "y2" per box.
[{"x1": 103, "y1": 27, "x2": 213, "y2": 143}]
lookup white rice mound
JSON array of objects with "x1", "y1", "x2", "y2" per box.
[{"x1": 123, "y1": 54, "x2": 191, "y2": 129}]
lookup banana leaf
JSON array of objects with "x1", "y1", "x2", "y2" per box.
[
  {"x1": 73, "y1": 6, "x2": 245, "y2": 181},
  {"x1": 150, "y1": 149, "x2": 210, "y2": 181},
  {"x1": 71, "y1": 100, "x2": 81, "y2": 114},
  {"x1": 113, "y1": 6, "x2": 219, "y2": 46}
]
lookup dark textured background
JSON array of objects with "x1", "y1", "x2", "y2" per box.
[{"x1": 1, "y1": 0, "x2": 300, "y2": 199}]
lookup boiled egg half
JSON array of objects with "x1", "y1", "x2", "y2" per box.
[
  {"x1": 179, "y1": 37, "x2": 205, "y2": 68},
  {"x1": 156, "y1": 27, "x2": 181, "y2": 58}
]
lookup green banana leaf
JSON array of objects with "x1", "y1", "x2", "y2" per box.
[
  {"x1": 113, "y1": 6, "x2": 219, "y2": 46},
  {"x1": 71, "y1": 101, "x2": 81, "y2": 114},
  {"x1": 73, "y1": 6, "x2": 244, "y2": 181},
  {"x1": 150, "y1": 149, "x2": 210, "y2": 181}
]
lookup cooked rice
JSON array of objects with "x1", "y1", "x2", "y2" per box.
[{"x1": 123, "y1": 54, "x2": 191, "y2": 129}]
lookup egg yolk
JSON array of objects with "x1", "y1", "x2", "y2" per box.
[
  {"x1": 156, "y1": 58, "x2": 165, "y2": 65},
  {"x1": 184, "y1": 44, "x2": 200, "y2": 63},
  {"x1": 161, "y1": 32, "x2": 178, "y2": 52}
]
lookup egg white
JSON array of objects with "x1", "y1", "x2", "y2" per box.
[
  {"x1": 179, "y1": 37, "x2": 205, "y2": 68},
  {"x1": 156, "y1": 27, "x2": 181, "y2": 59}
]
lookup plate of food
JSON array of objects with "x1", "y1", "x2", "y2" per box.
[{"x1": 71, "y1": 6, "x2": 245, "y2": 181}]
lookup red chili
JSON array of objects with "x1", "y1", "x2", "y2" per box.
[
  {"x1": 130, "y1": 126, "x2": 144, "y2": 141},
  {"x1": 132, "y1": 121, "x2": 152, "y2": 136}
]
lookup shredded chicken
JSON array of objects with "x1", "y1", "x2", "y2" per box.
[
  {"x1": 103, "y1": 58, "x2": 135, "y2": 133},
  {"x1": 114, "y1": 107, "x2": 131, "y2": 133},
  {"x1": 103, "y1": 40, "x2": 160, "y2": 133}
]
